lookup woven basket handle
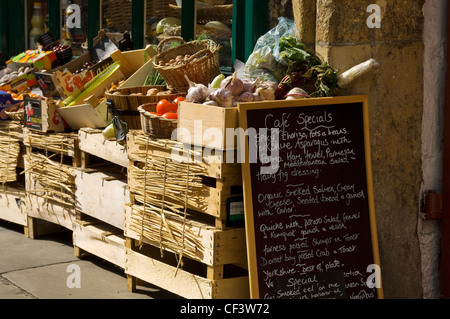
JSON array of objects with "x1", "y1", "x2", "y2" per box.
[
  {"x1": 185, "y1": 48, "x2": 213, "y2": 63},
  {"x1": 157, "y1": 36, "x2": 186, "y2": 53}
]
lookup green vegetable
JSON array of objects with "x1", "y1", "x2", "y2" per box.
[
  {"x1": 279, "y1": 36, "x2": 321, "y2": 66},
  {"x1": 144, "y1": 70, "x2": 165, "y2": 86},
  {"x1": 303, "y1": 62, "x2": 339, "y2": 97},
  {"x1": 210, "y1": 74, "x2": 225, "y2": 89}
]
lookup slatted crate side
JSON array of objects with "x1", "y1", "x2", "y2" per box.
[
  {"x1": 23, "y1": 153, "x2": 77, "y2": 231},
  {"x1": 125, "y1": 239, "x2": 250, "y2": 299},
  {"x1": 74, "y1": 168, "x2": 129, "y2": 230},
  {"x1": 23, "y1": 128, "x2": 81, "y2": 167},
  {"x1": 127, "y1": 163, "x2": 231, "y2": 219},
  {"x1": 124, "y1": 204, "x2": 247, "y2": 267},
  {"x1": 0, "y1": 121, "x2": 23, "y2": 184},
  {"x1": 126, "y1": 129, "x2": 241, "y2": 180},
  {"x1": 0, "y1": 183, "x2": 27, "y2": 226},
  {"x1": 73, "y1": 219, "x2": 126, "y2": 269},
  {"x1": 78, "y1": 128, "x2": 128, "y2": 168}
]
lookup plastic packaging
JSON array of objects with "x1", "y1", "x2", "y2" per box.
[{"x1": 244, "y1": 17, "x2": 299, "y2": 82}]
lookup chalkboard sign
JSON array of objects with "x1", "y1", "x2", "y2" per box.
[{"x1": 238, "y1": 96, "x2": 383, "y2": 299}]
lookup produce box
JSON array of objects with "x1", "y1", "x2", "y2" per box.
[
  {"x1": 0, "y1": 66, "x2": 37, "y2": 93},
  {"x1": 177, "y1": 101, "x2": 239, "y2": 150},
  {"x1": 9, "y1": 50, "x2": 58, "y2": 71},
  {"x1": 53, "y1": 30, "x2": 128, "y2": 98},
  {"x1": 23, "y1": 95, "x2": 68, "y2": 132}
]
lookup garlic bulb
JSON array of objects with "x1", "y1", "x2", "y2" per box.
[
  {"x1": 220, "y1": 72, "x2": 244, "y2": 96},
  {"x1": 210, "y1": 88, "x2": 233, "y2": 107}
]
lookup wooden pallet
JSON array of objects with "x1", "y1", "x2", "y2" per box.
[
  {"x1": 125, "y1": 237, "x2": 249, "y2": 299},
  {"x1": 73, "y1": 216, "x2": 126, "y2": 269},
  {"x1": 127, "y1": 130, "x2": 244, "y2": 229}
]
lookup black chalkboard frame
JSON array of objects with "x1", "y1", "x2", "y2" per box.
[{"x1": 238, "y1": 95, "x2": 383, "y2": 299}]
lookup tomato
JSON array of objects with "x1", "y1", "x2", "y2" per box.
[
  {"x1": 162, "y1": 112, "x2": 178, "y2": 120},
  {"x1": 157, "y1": 99, "x2": 177, "y2": 115},
  {"x1": 173, "y1": 97, "x2": 185, "y2": 106}
]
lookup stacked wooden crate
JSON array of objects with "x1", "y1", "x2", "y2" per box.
[
  {"x1": 125, "y1": 129, "x2": 249, "y2": 299},
  {"x1": 72, "y1": 127, "x2": 129, "y2": 269},
  {"x1": 23, "y1": 127, "x2": 81, "y2": 236},
  {"x1": 0, "y1": 120, "x2": 27, "y2": 229}
]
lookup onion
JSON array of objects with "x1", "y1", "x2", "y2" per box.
[
  {"x1": 256, "y1": 85, "x2": 275, "y2": 101},
  {"x1": 285, "y1": 88, "x2": 311, "y2": 100},
  {"x1": 220, "y1": 72, "x2": 244, "y2": 96}
]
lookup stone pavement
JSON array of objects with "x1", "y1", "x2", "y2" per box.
[{"x1": 0, "y1": 220, "x2": 180, "y2": 299}]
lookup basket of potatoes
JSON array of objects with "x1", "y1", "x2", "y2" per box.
[{"x1": 152, "y1": 37, "x2": 221, "y2": 92}]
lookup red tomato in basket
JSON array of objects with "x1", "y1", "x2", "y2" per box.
[
  {"x1": 162, "y1": 112, "x2": 178, "y2": 120},
  {"x1": 173, "y1": 97, "x2": 185, "y2": 106},
  {"x1": 157, "y1": 99, "x2": 177, "y2": 116}
]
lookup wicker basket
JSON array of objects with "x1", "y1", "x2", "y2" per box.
[
  {"x1": 105, "y1": 86, "x2": 185, "y2": 130},
  {"x1": 4, "y1": 110, "x2": 24, "y2": 124},
  {"x1": 105, "y1": 85, "x2": 187, "y2": 110},
  {"x1": 152, "y1": 38, "x2": 221, "y2": 92},
  {"x1": 138, "y1": 103, "x2": 177, "y2": 139}
]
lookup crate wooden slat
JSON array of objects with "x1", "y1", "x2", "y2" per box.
[
  {"x1": 0, "y1": 184, "x2": 27, "y2": 226},
  {"x1": 24, "y1": 153, "x2": 77, "y2": 231},
  {"x1": 73, "y1": 219, "x2": 126, "y2": 269},
  {"x1": 23, "y1": 128, "x2": 81, "y2": 167},
  {"x1": 127, "y1": 130, "x2": 243, "y2": 227},
  {"x1": 124, "y1": 204, "x2": 247, "y2": 266},
  {"x1": 75, "y1": 168, "x2": 129, "y2": 230},
  {"x1": 78, "y1": 128, "x2": 128, "y2": 168},
  {"x1": 125, "y1": 239, "x2": 250, "y2": 299},
  {"x1": 0, "y1": 121, "x2": 23, "y2": 184}
]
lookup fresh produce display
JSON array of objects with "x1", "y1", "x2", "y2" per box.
[
  {"x1": 73, "y1": 61, "x2": 97, "y2": 75},
  {"x1": 184, "y1": 72, "x2": 277, "y2": 107}
]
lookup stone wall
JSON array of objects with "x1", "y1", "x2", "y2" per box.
[{"x1": 292, "y1": 0, "x2": 426, "y2": 298}]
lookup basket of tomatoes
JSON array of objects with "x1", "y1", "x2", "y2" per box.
[{"x1": 138, "y1": 97, "x2": 184, "y2": 139}]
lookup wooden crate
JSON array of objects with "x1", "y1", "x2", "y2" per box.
[
  {"x1": 0, "y1": 121, "x2": 23, "y2": 183},
  {"x1": 23, "y1": 128, "x2": 81, "y2": 167},
  {"x1": 73, "y1": 218, "x2": 126, "y2": 269},
  {"x1": 177, "y1": 102, "x2": 239, "y2": 150},
  {"x1": 127, "y1": 130, "x2": 244, "y2": 228},
  {"x1": 124, "y1": 204, "x2": 247, "y2": 267},
  {"x1": 23, "y1": 153, "x2": 77, "y2": 231},
  {"x1": 0, "y1": 183, "x2": 27, "y2": 227},
  {"x1": 125, "y1": 237, "x2": 249, "y2": 299},
  {"x1": 78, "y1": 128, "x2": 128, "y2": 168},
  {"x1": 75, "y1": 167, "x2": 129, "y2": 230}
]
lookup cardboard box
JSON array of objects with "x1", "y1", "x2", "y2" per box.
[
  {"x1": 57, "y1": 46, "x2": 156, "y2": 130},
  {"x1": 23, "y1": 96, "x2": 68, "y2": 132},
  {"x1": 9, "y1": 50, "x2": 58, "y2": 71}
]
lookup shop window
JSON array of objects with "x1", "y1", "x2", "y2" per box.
[{"x1": 101, "y1": 0, "x2": 133, "y2": 34}]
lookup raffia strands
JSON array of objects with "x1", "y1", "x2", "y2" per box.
[
  {"x1": 132, "y1": 133, "x2": 204, "y2": 163},
  {"x1": 25, "y1": 153, "x2": 76, "y2": 207},
  {"x1": 0, "y1": 122, "x2": 22, "y2": 184},
  {"x1": 128, "y1": 204, "x2": 205, "y2": 262},
  {"x1": 25, "y1": 130, "x2": 77, "y2": 156}
]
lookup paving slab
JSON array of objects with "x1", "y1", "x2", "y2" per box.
[{"x1": 0, "y1": 223, "x2": 77, "y2": 274}]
